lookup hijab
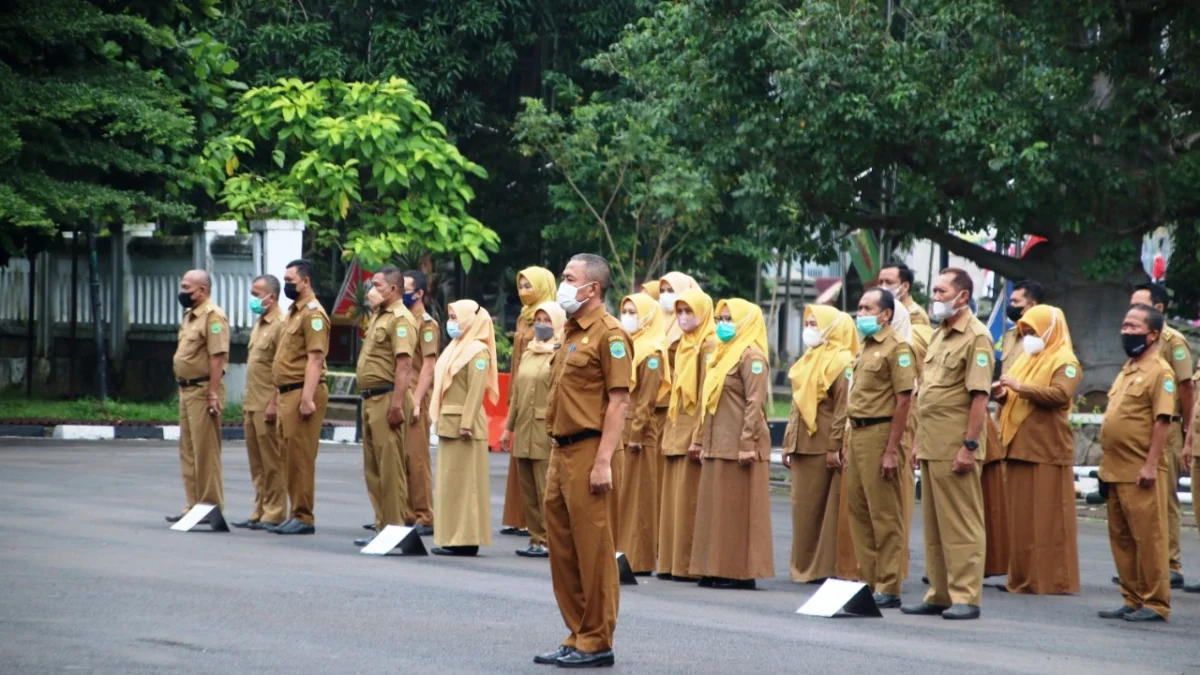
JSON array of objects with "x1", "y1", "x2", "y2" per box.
[
  {"x1": 702, "y1": 299, "x2": 770, "y2": 415},
  {"x1": 526, "y1": 301, "x2": 566, "y2": 355},
  {"x1": 788, "y1": 306, "x2": 858, "y2": 434},
  {"x1": 430, "y1": 300, "x2": 500, "y2": 421},
  {"x1": 668, "y1": 288, "x2": 715, "y2": 420},
  {"x1": 622, "y1": 293, "x2": 671, "y2": 400},
  {"x1": 641, "y1": 280, "x2": 662, "y2": 301},
  {"x1": 517, "y1": 267, "x2": 556, "y2": 325},
  {"x1": 660, "y1": 271, "x2": 701, "y2": 345},
  {"x1": 999, "y1": 305, "x2": 1078, "y2": 445}
]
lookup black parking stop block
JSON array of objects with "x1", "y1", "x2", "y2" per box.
[
  {"x1": 114, "y1": 426, "x2": 165, "y2": 439},
  {"x1": 0, "y1": 424, "x2": 51, "y2": 437}
]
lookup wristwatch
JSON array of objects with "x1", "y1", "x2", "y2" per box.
[{"x1": 962, "y1": 439, "x2": 979, "y2": 452}]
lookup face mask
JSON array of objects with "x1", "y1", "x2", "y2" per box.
[
  {"x1": 1022, "y1": 335, "x2": 1045, "y2": 355},
  {"x1": 880, "y1": 286, "x2": 897, "y2": 298},
  {"x1": 1121, "y1": 332, "x2": 1150, "y2": 358},
  {"x1": 802, "y1": 327, "x2": 824, "y2": 348},
  {"x1": 659, "y1": 292, "x2": 677, "y2": 313},
  {"x1": 930, "y1": 295, "x2": 962, "y2": 321},
  {"x1": 533, "y1": 323, "x2": 554, "y2": 342},
  {"x1": 178, "y1": 290, "x2": 196, "y2": 309},
  {"x1": 715, "y1": 321, "x2": 737, "y2": 343},
  {"x1": 366, "y1": 287, "x2": 384, "y2": 309},
  {"x1": 677, "y1": 314, "x2": 698, "y2": 333},
  {"x1": 402, "y1": 292, "x2": 418, "y2": 308},
  {"x1": 620, "y1": 314, "x2": 640, "y2": 335},
  {"x1": 447, "y1": 321, "x2": 462, "y2": 340},
  {"x1": 249, "y1": 296, "x2": 265, "y2": 315},
  {"x1": 1006, "y1": 305, "x2": 1024, "y2": 323},
  {"x1": 283, "y1": 282, "x2": 299, "y2": 301},
  {"x1": 556, "y1": 281, "x2": 592, "y2": 316},
  {"x1": 518, "y1": 287, "x2": 536, "y2": 306},
  {"x1": 856, "y1": 315, "x2": 881, "y2": 337}
]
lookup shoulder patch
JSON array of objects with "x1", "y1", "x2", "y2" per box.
[
  {"x1": 475, "y1": 357, "x2": 488, "y2": 371},
  {"x1": 1174, "y1": 346, "x2": 1188, "y2": 361},
  {"x1": 422, "y1": 312, "x2": 432, "y2": 321},
  {"x1": 397, "y1": 326, "x2": 408, "y2": 338},
  {"x1": 307, "y1": 301, "x2": 318, "y2": 310},
  {"x1": 647, "y1": 357, "x2": 660, "y2": 370},
  {"x1": 1166, "y1": 379, "x2": 1175, "y2": 394},
  {"x1": 845, "y1": 366, "x2": 853, "y2": 380},
  {"x1": 706, "y1": 352, "x2": 715, "y2": 363},
  {"x1": 423, "y1": 330, "x2": 434, "y2": 343},
  {"x1": 1065, "y1": 365, "x2": 1077, "y2": 379},
  {"x1": 210, "y1": 321, "x2": 221, "y2": 334},
  {"x1": 751, "y1": 360, "x2": 764, "y2": 375},
  {"x1": 975, "y1": 350, "x2": 989, "y2": 367},
  {"x1": 898, "y1": 352, "x2": 912, "y2": 368},
  {"x1": 311, "y1": 318, "x2": 324, "y2": 331},
  {"x1": 610, "y1": 341, "x2": 627, "y2": 359}
]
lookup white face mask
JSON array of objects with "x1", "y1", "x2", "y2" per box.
[
  {"x1": 1022, "y1": 335, "x2": 1046, "y2": 356},
  {"x1": 556, "y1": 280, "x2": 592, "y2": 316},
  {"x1": 659, "y1": 292, "x2": 677, "y2": 313},
  {"x1": 930, "y1": 293, "x2": 964, "y2": 321},
  {"x1": 802, "y1": 327, "x2": 824, "y2": 348},
  {"x1": 620, "y1": 314, "x2": 640, "y2": 335}
]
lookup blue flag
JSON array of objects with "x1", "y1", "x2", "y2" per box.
[{"x1": 985, "y1": 280, "x2": 1013, "y2": 359}]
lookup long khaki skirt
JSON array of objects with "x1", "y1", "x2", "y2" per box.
[
  {"x1": 434, "y1": 437, "x2": 493, "y2": 548},
  {"x1": 689, "y1": 457, "x2": 775, "y2": 581},
  {"x1": 618, "y1": 443, "x2": 658, "y2": 573},
  {"x1": 981, "y1": 460, "x2": 1010, "y2": 577},
  {"x1": 501, "y1": 454, "x2": 525, "y2": 529},
  {"x1": 1005, "y1": 460, "x2": 1080, "y2": 594},
  {"x1": 835, "y1": 470, "x2": 860, "y2": 581},
  {"x1": 789, "y1": 454, "x2": 841, "y2": 582},
  {"x1": 658, "y1": 455, "x2": 703, "y2": 578}
]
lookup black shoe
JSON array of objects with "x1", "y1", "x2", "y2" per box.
[
  {"x1": 363, "y1": 523, "x2": 376, "y2": 531},
  {"x1": 1111, "y1": 575, "x2": 1120, "y2": 585},
  {"x1": 713, "y1": 578, "x2": 756, "y2": 590},
  {"x1": 275, "y1": 520, "x2": 315, "y2": 535},
  {"x1": 698, "y1": 577, "x2": 716, "y2": 588},
  {"x1": 942, "y1": 604, "x2": 981, "y2": 620},
  {"x1": 499, "y1": 526, "x2": 523, "y2": 536},
  {"x1": 921, "y1": 576, "x2": 929, "y2": 585},
  {"x1": 431, "y1": 546, "x2": 478, "y2": 557},
  {"x1": 231, "y1": 519, "x2": 258, "y2": 529},
  {"x1": 901, "y1": 602, "x2": 949, "y2": 616},
  {"x1": 1169, "y1": 571, "x2": 1184, "y2": 589},
  {"x1": 1123, "y1": 607, "x2": 1165, "y2": 623},
  {"x1": 672, "y1": 575, "x2": 699, "y2": 583},
  {"x1": 556, "y1": 649, "x2": 614, "y2": 668},
  {"x1": 873, "y1": 592, "x2": 901, "y2": 609},
  {"x1": 534, "y1": 646, "x2": 575, "y2": 665},
  {"x1": 354, "y1": 536, "x2": 374, "y2": 547},
  {"x1": 1184, "y1": 582, "x2": 1200, "y2": 594},
  {"x1": 165, "y1": 513, "x2": 184, "y2": 523},
  {"x1": 265, "y1": 518, "x2": 294, "y2": 533},
  {"x1": 249, "y1": 520, "x2": 278, "y2": 531},
  {"x1": 1098, "y1": 605, "x2": 1136, "y2": 620},
  {"x1": 415, "y1": 524, "x2": 434, "y2": 537},
  {"x1": 516, "y1": 544, "x2": 549, "y2": 558},
  {"x1": 656, "y1": 572, "x2": 674, "y2": 581}
]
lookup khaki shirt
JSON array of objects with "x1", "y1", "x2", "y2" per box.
[
  {"x1": 783, "y1": 372, "x2": 848, "y2": 455},
  {"x1": 546, "y1": 304, "x2": 633, "y2": 439},
  {"x1": 507, "y1": 348, "x2": 554, "y2": 460},
  {"x1": 355, "y1": 298, "x2": 419, "y2": 390},
  {"x1": 412, "y1": 312, "x2": 440, "y2": 402},
  {"x1": 662, "y1": 337, "x2": 717, "y2": 456},
  {"x1": 1001, "y1": 327, "x2": 1023, "y2": 375},
  {"x1": 1006, "y1": 363, "x2": 1081, "y2": 465},
  {"x1": 243, "y1": 306, "x2": 284, "y2": 411},
  {"x1": 173, "y1": 299, "x2": 230, "y2": 381},
  {"x1": 435, "y1": 352, "x2": 492, "y2": 439},
  {"x1": 848, "y1": 324, "x2": 916, "y2": 419},
  {"x1": 701, "y1": 348, "x2": 771, "y2": 461},
  {"x1": 272, "y1": 293, "x2": 330, "y2": 386},
  {"x1": 1158, "y1": 327, "x2": 1192, "y2": 418},
  {"x1": 624, "y1": 349, "x2": 665, "y2": 447},
  {"x1": 917, "y1": 309, "x2": 994, "y2": 460},
  {"x1": 904, "y1": 297, "x2": 931, "y2": 328},
  {"x1": 1099, "y1": 356, "x2": 1175, "y2": 482},
  {"x1": 656, "y1": 340, "x2": 678, "y2": 410}
]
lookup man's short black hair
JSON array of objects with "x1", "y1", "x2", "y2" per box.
[
  {"x1": 378, "y1": 266, "x2": 404, "y2": 288},
  {"x1": 286, "y1": 259, "x2": 314, "y2": 281},
  {"x1": 882, "y1": 262, "x2": 914, "y2": 287},
  {"x1": 864, "y1": 287, "x2": 895, "y2": 320},
  {"x1": 570, "y1": 253, "x2": 612, "y2": 296},
  {"x1": 1131, "y1": 303, "x2": 1165, "y2": 334},
  {"x1": 940, "y1": 267, "x2": 974, "y2": 297},
  {"x1": 1012, "y1": 279, "x2": 1045, "y2": 304},
  {"x1": 1134, "y1": 282, "x2": 1170, "y2": 310},
  {"x1": 404, "y1": 270, "x2": 429, "y2": 294}
]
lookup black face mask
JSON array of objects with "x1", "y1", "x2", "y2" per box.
[
  {"x1": 283, "y1": 282, "x2": 299, "y2": 301},
  {"x1": 1006, "y1": 305, "x2": 1024, "y2": 323},
  {"x1": 533, "y1": 324, "x2": 554, "y2": 342},
  {"x1": 1121, "y1": 332, "x2": 1151, "y2": 358},
  {"x1": 178, "y1": 290, "x2": 195, "y2": 309}
]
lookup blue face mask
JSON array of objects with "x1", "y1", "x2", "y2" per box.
[
  {"x1": 715, "y1": 321, "x2": 737, "y2": 343},
  {"x1": 856, "y1": 315, "x2": 881, "y2": 337},
  {"x1": 249, "y1": 296, "x2": 265, "y2": 315},
  {"x1": 402, "y1": 292, "x2": 417, "y2": 308},
  {"x1": 447, "y1": 321, "x2": 462, "y2": 340}
]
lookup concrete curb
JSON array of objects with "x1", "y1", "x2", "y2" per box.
[{"x1": 2, "y1": 423, "x2": 357, "y2": 443}]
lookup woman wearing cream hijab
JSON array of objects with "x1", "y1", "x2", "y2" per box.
[
  {"x1": 995, "y1": 305, "x2": 1081, "y2": 594},
  {"x1": 690, "y1": 299, "x2": 774, "y2": 588},
  {"x1": 782, "y1": 305, "x2": 856, "y2": 583},
  {"x1": 431, "y1": 300, "x2": 499, "y2": 556},
  {"x1": 501, "y1": 266, "x2": 556, "y2": 536},
  {"x1": 617, "y1": 293, "x2": 672, "y2": 574},
  {"x1": 501, "y1": 301, "x2": 565, "y2": 558},
  {"x1": 657, "y1": 288, "x2": 716, "y2": 581},
  {"x1": 654, "y1": 272, "x2": 699, "y2": 529}
]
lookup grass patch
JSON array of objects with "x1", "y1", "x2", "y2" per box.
[
  {"x1": 771, "y1": 399, "x2": 792, "y2": 420},
  {"x1": 0, "y1": 393, "x2": 243, "y2": 423}
]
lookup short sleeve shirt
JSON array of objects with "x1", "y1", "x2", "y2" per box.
[
  {"x1": 355, "y1": 300, "x2": 418, "y2": 389},
  {"x1": 272, "y1": 294, "x2": 330, "y2": 386},
  {"x1": 243, "y1": 306, "x2": 284, "y2": 410},
  {"x1": 172, "y1": 299, "x2": 230, "y2": 381},
  {"x1": 1158, "y1": 329, "x2": 1193, "y2": 417},
  {"x1": 546, "y1": 304, "x2": 633, "y2": 438},
  {"x1": 847, "y1": 324, "x2": 915, "y2": 419},
  {"x1": 1099, "y1": 357, "x2": 1175, "y2": 482},
  {"x1": 916, "y1": 310, "x2": 994, "y2": 460},
  {"x1": 412, "y1": 313, "x2": 440, "y2": 395}
]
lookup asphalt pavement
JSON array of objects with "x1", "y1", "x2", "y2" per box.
[{"x1": 1, "y1": 438, "x2": 1197, "y2": 675}]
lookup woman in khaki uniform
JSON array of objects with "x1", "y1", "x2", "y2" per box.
[
  {"x1": 431, "y1": 300, "x2": 500, "y2": 556},
  {"x1": 501, "y1": 267, "x2": 556, "y2": 536},
  {"x1": 782, "y1": 305, "x2": 855, "y2": 583},
  {"x1": 995, "y1": 305, "x2": 1081, "y2": 594},
  {"x1": 691, "y1": 299, "x2": 774, "y2": 588},
  {"x1": 657, "y1": 287, "x2": 715, "y2": 581},
  {"x1": 653, "y1": 273, "x2": 699, "y2": 548},
  {"x1": 501, "y1": 301, "x2": 565, "y2": 557},
  {"x1": 618, "y1": 292, "x2": 672, "y2": 574}
]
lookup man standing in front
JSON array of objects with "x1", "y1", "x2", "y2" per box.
[
  {"x1": 168, "y1": 270, "x2": 229, "y2": 522},
  {"x1": 1098, "y1": 303, "x2": 1174, "y2": 622},
  {"x1": 902, "y1": 268, "x2": 991, "y2": 621},
  {"x1": 353, "y1": 268, "x2": 418, "y2": 546},
  {"x1": 232, "y1": 274, "x2": 287, "y2": 530},
  {"x1": 535, "y1": 254, "x2": 631, "y2": 669},
  {"x1": 403, "y1": 269, "x2": 439, "y2": 536},
  {"x1": 270, "y1": 259, "x2": 330, "y2": 536}
]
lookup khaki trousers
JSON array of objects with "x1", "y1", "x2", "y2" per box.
[
  {"x1": 243, "y1": 409, "x2": 287, "y2": 524},
  {"x1": 544, "y1": 436, "x2": 620, "y2": 653},
  {"x1": 178, "y1": 384, "x2": 225, "y2": 511},
  {"x1": 502, "y1": 455, "x2": 526, "y2": 528},
  {"x1": 405, "y1": 402, "x2": 434, "y2": 526},
  {"x1": 1108, "y1": 479, "x2": 1171, "y2": 619},
  {"x1": 362, "y1": 393, "x2": 408, "y2": 530},
  {"x1": 517, "y1": 457, "x2": 550, "y2": 545},
  {"x1": 1193, "y1": 457, "x2": 1200, "y2": 531},
  {"x1": 279, "y1": 385, "x2": 328, "y2": 525},
  {"x1": 920, "y1": 459, "x2": 986, "y2": 607},
  {"x1": 845, "y1": 423, "x2": 905, "y2": 596},
  {"x1": 1165, "y1": 423, "x2": 1183, "y2": 573}
]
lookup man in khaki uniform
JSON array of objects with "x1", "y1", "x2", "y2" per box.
[
  {"x1": 1002, "y1": 280, "x2": 1043, "y2": 374},
  {"x1": 1098, "y1": 304, "x2": 1175, "y2": 622},
  {"x1": 535, "y1": 254, "x2": 631, "y2": 669},
  {"x1": 167, "y1": 270, "x2": 230, "y2": 522},
  {"x1": 879, "y1": 262, "x2": 931, "y2": 328},
  {"x1": 353, "y1": 268, "x2": 419, "y2": 546},
  {"x1": 902, "y1": 268, "x2": 991, "y2": 621},
  {"x1": 845, "y1": 288, "x2": 915, "y2": 609},
  {"x1": 270, "y1": 259, "x2": 330, "y2": 536},
  {"x1": 1187, "y1": 370, "x2": 1200, "y2": 594},
  {"x1": 232, "y1": 274, "x2": 287, "y2": 530},
  {"x1": 403, "y1": 270, "x2": 439, "y2": 536},
  {"x1": 1129, "y1": 282, "x2": 1192, "y2": 589}
]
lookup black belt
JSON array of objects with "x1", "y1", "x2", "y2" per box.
[
  {"x1": 1170, "y1": 415, "x2": 1183, "y2": 423},
  {"x1": 552, "y1": 429, "x2": 602, "y2": 448},
  {"x1": 850, "y1": 416, "x2": 891, "y2": 429},
  {"x1": 177, "y1": 376, "x2": 209, "y2": 389},
  {"x1": 360, "y1": 384, "x2": 394, "y2": 399}
]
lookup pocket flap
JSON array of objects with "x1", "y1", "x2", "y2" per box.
[{"x1": 441, "y1": 404, "x2": 464, "y2": 415}]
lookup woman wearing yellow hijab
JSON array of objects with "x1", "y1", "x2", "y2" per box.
[
  {"x1": 995, "y1": 305, "x2": 1081, "y2": 594},
  {"x1": 501, "y1": 266, "x2": 556, "y2": 536},
  {"x1": 617, "y1": 293, "x2": 672, "y2": 574},
  {"x1": 781, "y1": 305, "x2": 856, "y2": 582},
  {"x1": 689, "y1": 299, "x2": 774, "y2": 588},
  {"x1": 431, "y1": 300, "x2": 500, "y2": 556},
  {"x1": 657, "y1": 288, "x2": 715, "y2": 581},
  {"x1": 501, "y1": 301, "x2": 565, "y2": 558}
]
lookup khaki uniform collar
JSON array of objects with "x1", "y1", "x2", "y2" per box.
[
  {"x1": 188, "y1": 298, "x2": 215, "y2": 319},
  {"x1": 259, "y1": 305, "x2": 282, "y2": 324},
  {"x1": 943, "y1": 306, "x2": 972, "y2": 334},
  {"x1": 290, "y1": 290, "x2": 316, "y2": 313},
  {"x1": 867, "y1": 323, "x2": 895, "y2": 344},
  {"x1": 570, "y1": 303, "x2": 605, "y2": 330}
]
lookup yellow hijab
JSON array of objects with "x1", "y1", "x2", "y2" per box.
[
  {"x1": 526, "y1": 301, "x2": 566, "y2": 355},
  {"x1": 641, "y1": 280, "x2": 661, "y2": 301},
  {"x1": 788, "y1": 306, "x2": 858, "y2": 435},
  {"x1": 703, "y1": 299, "x2": 770, "y2": 415},
  {"x1": 517, "y1": 267, "x2": 556, "y2": 325},
  {"x1": 430, "y1": 300, "x2": 500, "y2": 421},
  {"x1": 661, "y1": 271, "x2": 701, "y2": 345},
  {"x1": 999, "y1": 305, "x2": 1078, "y2": 445},
  {"x1": 622, "y1": 292, "x2": 672, "y2": 400},
  {"x1": 669, "y1": 289, "x2": 715, "y2": 420}
]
